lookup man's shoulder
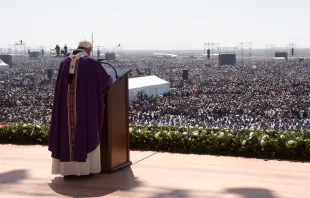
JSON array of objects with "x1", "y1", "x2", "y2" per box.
[
  {"x1": 60, "y1": 57, "x2": 70, "y2": 64},
  {"x1": 59, "y1": 56, "x2": 100, "y2": 66},
  {"x1": 83, "y1": 56, "x2": 100, "y2": 63}
]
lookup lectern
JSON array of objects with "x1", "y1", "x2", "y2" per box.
[{"x1": 100, "y1": 67, "x2": 132, "y2": 173}]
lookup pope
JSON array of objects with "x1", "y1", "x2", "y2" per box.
[{"x1": 48, "y1": 40, "x2": 112, "y2": 176}]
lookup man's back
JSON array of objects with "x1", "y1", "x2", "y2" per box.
[{"x1": 49, "y1": 48, "x2": 112, "y2": 167}]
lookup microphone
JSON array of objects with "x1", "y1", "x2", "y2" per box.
[{"x1": 98, "y1": 59, "x2": 118, "y2": 79}]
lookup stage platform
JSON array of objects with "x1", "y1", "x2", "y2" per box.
[{"x1": 1, "y1": 144, "x2": 310, "y2": 198}]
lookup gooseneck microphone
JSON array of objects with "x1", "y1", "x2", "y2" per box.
[{"x1": 98, "y1": 59, "x2": 118, "y2": 79}]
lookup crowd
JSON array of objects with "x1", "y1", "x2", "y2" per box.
[
  {"x1": 0, "y1": 59, "x2": 57, "y2": 124},
  {"x1": 1, "y1": 56, "x2": 310, "y2": 131}
]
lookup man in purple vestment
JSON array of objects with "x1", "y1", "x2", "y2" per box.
[{"x1": 48, "y1": 40, "x2": 112, "y2": 176}]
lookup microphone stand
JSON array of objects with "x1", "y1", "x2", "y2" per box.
[{"x1": 98, "y1": 59, "x2": 119, "y2": 79}]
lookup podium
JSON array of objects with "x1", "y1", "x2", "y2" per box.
[{"x1": 100, "y1": 67, "x2": 132, "y2": 173}]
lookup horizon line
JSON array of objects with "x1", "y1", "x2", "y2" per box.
[{"x1": 121, "y1": 48, "x2": 309, "y2": 51}]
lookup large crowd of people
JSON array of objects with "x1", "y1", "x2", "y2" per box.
[{"x1": 1, "y1": 55, "x2": 310, "y2": 131}]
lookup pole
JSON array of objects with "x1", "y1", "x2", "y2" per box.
[
  {"x1": 204, "y1": 43, "x2": 206, "y2": 60},
  {"x1": 212, "y1": 44, "x2": 214, "y2": 67},
  {"x1": 241, "y1": 42, "x2": 243, "y2": 62},
  {"x1": 169, "y1": 59, "x2": 171, "y2": 83},
  {"x1": 250, "y1": 42, "x2": 252, "y2": 63}
]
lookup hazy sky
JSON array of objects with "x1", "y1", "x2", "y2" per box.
[{"x1": 1, "y1": 0, "x2": 309, "y2": 50}]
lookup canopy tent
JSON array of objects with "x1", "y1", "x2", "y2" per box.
[
  {"x1": 0, "y1": 59, "x2": 9, "y2": 70},
  {"x1": 153, "y1": 53, "x2": 177, "y2": 58},
  {"x1": 129, "y1": 75, "x2": 170, "y2": 101},
  {"x1": 272, "y1": 57, "x2": 286, "y2": 63}
]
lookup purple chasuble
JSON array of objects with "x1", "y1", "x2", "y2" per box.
[{"x1": 48, "y1": 50, "x2": 112, "y2": 162}]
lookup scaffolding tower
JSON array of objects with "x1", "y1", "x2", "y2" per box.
[
  {"x1": 287, "y1": 43, "x2": 297, "y2": 58},
  {"x1": 203, "y1": 43, "x2": 219, "y2": 66},
  {"x1": 0, "y1": 48, "x2": 9, "y2": 54},
  {"x1": 113, "y1": 43, "x2": 124, "y2": 59},
  {"x1": 265, "y1": 44, "x2": 276, "y2": 59},
  {"x1": 49, "y1": 47, "x2": 74, "y2": 59},
  {"x1": 235, "y1": 42, "x2": 252, "y2": 63},
  {"x1": 219, "y1": 47, "x2": 236, "y2": 54},
  {"x1": 8, "y1": 40, "x2": 27, "y2": 55},
  {"x1": 96, "y1": 46, "x2": 106, "y2": 58}
]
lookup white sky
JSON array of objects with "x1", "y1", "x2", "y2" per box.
[{"x1": 1, "y1": 0, "x2": 309, "y2": 50}]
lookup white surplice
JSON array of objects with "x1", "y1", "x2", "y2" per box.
[{"x1": 51, "y1": 144, "x2": 101, "y2": 176}]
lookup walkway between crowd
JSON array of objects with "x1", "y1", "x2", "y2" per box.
[{"x1": 1, "y1": 145, "x2": 310, "y2": 198}]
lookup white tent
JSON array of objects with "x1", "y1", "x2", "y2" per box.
[
  {"x1": 0, "y1": 59, "x2": 9, "y2": 70},
  {"x1": 273, "y1": 57, "x2": 286, "y2": 63},
  {"x1": 129, "y1": 75, "x2": 170, "y2": 101},
  {"x1": 153, "y1": 53, "x2": 177, "y2": 58},
  {"x1": 153, "y1": 53, "x2": 166, "y2": 58}
]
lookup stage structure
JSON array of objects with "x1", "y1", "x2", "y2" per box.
[
  {"x1": 265, "y1": 44, "x2": 276, "y2": 59},
  {"x1": 218, "y1": 47, "x2": 237, "y2": 66},
  {"x1": 0, "y1": 48, "x2": 9, "y2": 55},
  {"x1": 235, "y1": 42, "x2": 252, "y2": 63},
  {"x1": 109, "y1": 44, "x2": 123, "y2": 59},
  {"x1": 49, "y1": 47, "x2": 74, "y2": 59},
  {"x1": 273, "y1": 45, "x2": 289, "y2": 61},
  {"x1": 96, "y1": 46, "x2": 101, "y2": 58},
  {"x1": 28, "y1": 49, "x2": 42, "y2": 60},
  {"x1": 96, "y1": 46, "x2": 106, "y2": 58},
  {"x1": 105, "y1": 52, "x2": 116, "y2": 61},
  {"x1": 0, "y1": 48, "x2": 27, "y2": 61},
  {"x1": 93, "y1": 46, "x2": 103, "y2": 58},
  {"x1": 275, "y1": 51, "x2": 288, "y2": 60},
  {"x1": 275, "y1": 46, "x2": 288, "y2": 52},
  {"x1": 39, "y1": 46, "x2": 45, "y2": 57},
  {"x1": 204, "y1": 43, "x2": 220, "y2": 66},
  {"x1": 8, "y1": 40, "x2": 27, "y2": 55},
  {"x1": 49, "y1": 49, "x2": 59, "y2": 59},
  {"x1": 116, "y1": 44, "x2": 124, "y2": 59},
  {"x1": 287, "y1": 43, "x2": 297, "y2": 58}
]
